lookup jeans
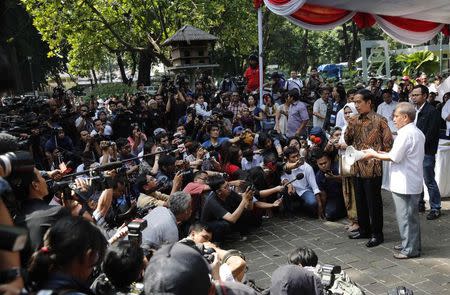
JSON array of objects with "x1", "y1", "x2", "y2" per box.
[
  {"x1": 354, "y1": 177, "x2": 384, "y2": 238},
  {"x1": 419, "y1": 154, "x2": 441, "y2": 211},
  {"x1": 392, "y1": 192, "x2": 421, "y2": 257},
  {"x1": 282, "y1": 190, "x2": 317, "y2": 216}
]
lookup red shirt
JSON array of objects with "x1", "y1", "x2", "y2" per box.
[{"x1": 244, "y1": 66, "x2": 260, "y2": 93}]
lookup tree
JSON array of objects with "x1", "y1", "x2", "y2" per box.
[{"x1": 395, "y1": 50, "x2": 439, "y2": 77}]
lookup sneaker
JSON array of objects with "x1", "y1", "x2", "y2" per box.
[{"x1": 426, "y1": 210, "x2": 441, "y2": 220}]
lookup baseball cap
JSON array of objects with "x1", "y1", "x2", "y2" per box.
[
  {"x1": 144, "y1": 243, "x2": 211, "y2": 295},
  {"x1": 153, "y1": 128, "x2": 166, "y2": 137},
  {"x1": 233, "y1": 126, "x2": 245, "y2": 136},
  {"x1": 270, "y1": 265, "x2": 323, "y2": 295}
]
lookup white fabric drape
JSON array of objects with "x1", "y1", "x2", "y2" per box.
[
  {"x1": 374, "y1": 15, "x2": 444, "y2": 45},
  {"x1": 263, "y1": 0, "x2": 306, "y2": 16}
]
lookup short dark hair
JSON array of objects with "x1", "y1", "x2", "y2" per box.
[
  {"x1": 207, "y1": 174, "x2": 226, "y2": 191},
  {"x1": 288, "y1": 89, "x2": 300, "y2": 101},
  {"x1": 158, "y1": 154, "x2": 176, "y2": 168},
  {"x1": 207, "y1": 123, "x2": 220, "y2": 133},
  {"x1": 283, "y1": 146, "x2": 299, "y2": 159},
  {"x1": 413, "y1": 84, "x2": 429, "y2": 97},
  {"x1": 381, "y1": 89, "x2": 392, "y2": 96},
  {"x1": 103, "y1": 241, "x2": 144, "y2": 289},
  {"x1": 288, "y1": 247, "x2": 318, "y2": 267},
  {"x1": 355, "y1": 89, "x2": 375, "y2": 103},
  {"x1": 115, "y1": 138, "x2": 129, "y2": 150},
  {"x1": 346, "y1": 89, "x2": 357, "y2": 96},
  {"x1": 189, "y1": 223, "x2": 212, "y2": 235}
]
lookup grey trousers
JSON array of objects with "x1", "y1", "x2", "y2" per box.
[{"x1": 391, "y1": 192, "x2": 421, "y2": 257}]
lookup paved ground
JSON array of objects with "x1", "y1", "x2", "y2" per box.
[{"x1": 224, "y1": 191, "x2": 450, "y2": 294}]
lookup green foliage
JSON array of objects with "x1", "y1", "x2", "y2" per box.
[
  {"x1": 395, "y1": 50, "x2": 439, "y2": 77},
  {"x1": 88, "y1": 83, "x2": 135, "y2": 99}
]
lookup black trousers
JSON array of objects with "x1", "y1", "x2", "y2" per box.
[{"x1": 354, "y1": 176, "x2": 383, "y2": 238}]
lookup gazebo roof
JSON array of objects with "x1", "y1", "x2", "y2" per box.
[{"x1": 163, "y1": 25, "x2": 218, "y2": 45}]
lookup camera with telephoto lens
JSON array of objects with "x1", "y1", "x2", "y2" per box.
[{"x1": 0, "y1": 151, "x2": 34, "y2": 178}]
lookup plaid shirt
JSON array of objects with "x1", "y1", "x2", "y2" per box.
[{"x1": 228, "y1": 102, "x2": 246, "y2": 118}]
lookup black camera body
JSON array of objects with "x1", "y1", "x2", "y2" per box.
[
  {"x1": 320, "y1": 264, "x2": 341, "y2": 290},
  {"x1": 202, "y1": 246, "x2": 216, "y2": 264},
  {"x1": 128, "y1": 218, "x2": 148, "y2": 246}
]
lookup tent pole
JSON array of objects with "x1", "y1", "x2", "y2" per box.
[{"x1": 258, "y1": 6, "x2": 264, "y2": 106}]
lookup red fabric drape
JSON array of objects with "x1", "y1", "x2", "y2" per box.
[
  {"x1": 380, "y1": 15, "x2": 442, "y2": 32},
  {"x1": 290, "y1": 4, "x2": 351, "y2": 25},
  {"x1": 353, "y1": 12, "x2": 376, "y2": 29},
  {"x1": 253, "y1": 0, "x2": 264, "y2": 9}
]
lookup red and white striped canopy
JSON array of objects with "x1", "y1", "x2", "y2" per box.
[{"x1": 255, "y1": 0, "x2": 450, "y2": 45}]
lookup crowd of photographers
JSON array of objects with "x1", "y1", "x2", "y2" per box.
[{"x1": 2, "y1": 63, "x2": 446, "y2": 294}]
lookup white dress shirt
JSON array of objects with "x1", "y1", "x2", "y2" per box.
[
  {"x1": 442, "y1": 99, "x2": 450, "y2": 136},
  {"x1": 281, "y1": 162, "x2": 321, "y2": 196},
  {"x1": 377, "y1": 101, "x2": 398, "y2": 132},
  {"x1": 195, "y1": 102, "x2": 212, "y2": 118},
  {"x1": 388, "y1": 123, "x2": 425, "y2": 195}
]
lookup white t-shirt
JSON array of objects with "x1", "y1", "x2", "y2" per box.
[{"x1": 388, "y1": 123, "x2": 425, "y2": 195}]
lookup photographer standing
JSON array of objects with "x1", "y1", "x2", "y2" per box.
[{"x1": 75, "y1": 104, "x2": 95, "y2": 133}]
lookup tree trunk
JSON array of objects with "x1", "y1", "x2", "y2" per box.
[
  {"x1": 349, "y1": 23, "x2": 358, "y2": 68},
  {"x1": 137, "y1": 50, "x2": 152, "y2": 86},
  {"x1": 91, "y1": 69, "x2": 98, "y2": 85},
  {"x1": 6, "y1": 43, "x2": 23, "y2": 93},
  {"x1": 342, "y1": 23, "x2": 350, "y2": 63},
  {"x1": 129, "y1": 52, "x2": 137, "y2": 85},
  {"x1": 52, "y1": 71, "x2": 63, "y2": 87},
  {"x1": 116, "y1": 52, "x2": 128, "y2": 84},
  {"x1": 299, "y1": 30, "x2": 309, "y2": 75}
]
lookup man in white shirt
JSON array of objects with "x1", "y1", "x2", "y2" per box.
[
  {"x1": 442, "y1": 98, "x2": 450, "y2": 138},
  {"x1": 281, "y1": 146, "x2": 322, "y2": 218},
  {"x1": 377, "y1": 89, "x2": 398, "y2": 133},
  {"x1": 363, "y1": 102, "x2": 424, "y2": 259},
  {"x1": 194, "y1": 95, "x2": 212, "y2": 118},
  {"x1": 313, "y1": 87, "x2": 330, "y2": 129},
  {"x1": 286, "y1": 70, "x2": 303, "y2": 92}
]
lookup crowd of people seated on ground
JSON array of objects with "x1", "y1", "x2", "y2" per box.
[{"x1": 0, "y1": 65, "x2": 447, "y2": 294}]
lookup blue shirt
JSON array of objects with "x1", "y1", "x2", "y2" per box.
[
  {"x1": 202, "y1": 137, "x2": 229, "y2": 149},
  {"x1": 286, "y1": 101, "x2": 309, "y2": 137}
]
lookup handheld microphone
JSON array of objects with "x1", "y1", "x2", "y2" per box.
[{"x1": 283, "y1": 173, "x2": 304, "y2": 186}]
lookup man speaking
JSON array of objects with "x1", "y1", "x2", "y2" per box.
[{"x1": 363, "y1": 102, "x2": 424, "y2": 259}]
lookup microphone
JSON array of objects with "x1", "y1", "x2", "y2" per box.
[
  {"x1": 94, "y1": 161, "x2": 123, "y2": 171},
  {"x1": 283, "y1": 173, "x2": 305, "y2": 186}
]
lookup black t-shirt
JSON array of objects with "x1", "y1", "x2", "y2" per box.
[{"x1": 201, "y1": 192, "x2": 229, "y2": 223}]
